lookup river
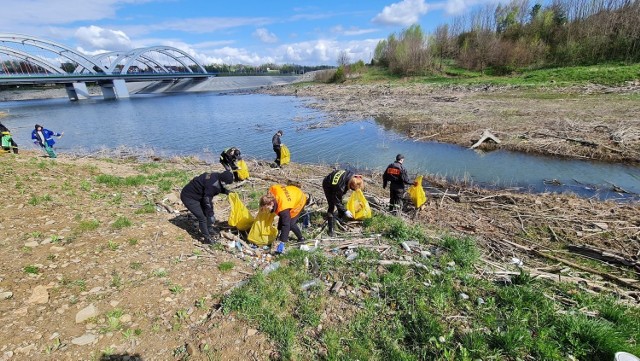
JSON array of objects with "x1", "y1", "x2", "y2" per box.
[{"x1": 2, "y1": 92, "x2": 639, "y2": 200}]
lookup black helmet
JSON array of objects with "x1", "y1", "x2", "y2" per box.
[
  {"x1": 396, "y1": 154, "x2": 405, "y2": 161},
  {"x1": 219, "y1": 170, "x2": 234, "y2": 184}
]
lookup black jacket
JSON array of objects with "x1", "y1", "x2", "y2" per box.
[
  {"x1": 272, "y1": 133, "x2": 281, "y2": 147},
  {"x1": 180, "y1": 172, "x2": 228, "y2": 217},
  {"x1": 383, "y1": 161, "x2": 411, "y2": 190},
  {"x1": 323, "y1": 169, "x2": 354, "y2": 212},
  {"x1": 219, "y1": 147, "x2": 241, "y2": 166}
]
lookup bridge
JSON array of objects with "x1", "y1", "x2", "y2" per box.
[{"x1": 0, "y1": 34, "x2": 212, "y2": 100}]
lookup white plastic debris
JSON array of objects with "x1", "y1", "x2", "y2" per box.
[{"x1": 510, "y1": 257, "x2": 524, "y2": 267}]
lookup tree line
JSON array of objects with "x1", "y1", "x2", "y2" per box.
[{"x1": 373, "y1": 0, "x2": 640, "y2": 75}]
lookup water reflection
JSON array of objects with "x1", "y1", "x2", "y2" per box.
[{"x1": 2, "y1": 93, "x2": 638, "y2": 200}]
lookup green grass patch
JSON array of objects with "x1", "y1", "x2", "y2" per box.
[
  {"x1": 111, "y1": 216, "x2": 132, "y2": 229},
  {"x1": 135, "y1": 201, "x2": 157, "y2": 214},
  {"x1": 363, "y1": 213, "x2": 427, "y2": 243},
  {"x1": 217, "y1": 261, "x2": 235, "y2": 272},
  {"x1": 96, "y1": 174, "x2": 147, "y2": 187},
  {"x1": 77, "y1": 219, "x2": 100, "y2": 232},
  {"x1": 28, "y1": 194, "x2": 52, "y2": 206},
  {"x1": 23, "y1": 265, "x2": 40, "y2": 274}
]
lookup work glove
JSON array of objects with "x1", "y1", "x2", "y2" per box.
[{"x1": 344, "y1": 210, "x2": 354, "y2": 219}]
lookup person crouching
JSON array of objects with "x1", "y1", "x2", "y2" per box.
[
  {"x1": 259, "y1": 184, "x2": 309, "y2": 252},
  {"x1": 180, "y1": 170, "x2": 234, "y2": 244}
]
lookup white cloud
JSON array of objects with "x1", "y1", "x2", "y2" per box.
[
  {"x1": 372, "y1": 0, "x2": 430, "y2": 26},
  {"x1": 331, "y1": 25, "x2": 379, "y2": 36},
  {"x1": 272, "y1": 38, "x2": 382, "y2": 66},
  {"x1": 253, "y1": 28, "x2": 278, "y2": 43},
  {"x1": 75, "y1": 25, "x2": 133, "y2": 50}
]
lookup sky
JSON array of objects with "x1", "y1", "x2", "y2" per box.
[{"x1": 0, "y1": 0, "x2": 507, "y2": 67}]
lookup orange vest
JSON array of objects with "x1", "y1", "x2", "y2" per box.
[{"x1": 269, "y1": 185, "x2": 307, "y2": 218}]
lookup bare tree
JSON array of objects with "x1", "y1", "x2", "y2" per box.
[{"x1": 337, "y1": 50, "x2": 351, "y2": 67}]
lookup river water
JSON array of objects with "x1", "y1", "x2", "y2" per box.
[{"x1": 2, "y1": 92, "x2": 639, "y2": 200}]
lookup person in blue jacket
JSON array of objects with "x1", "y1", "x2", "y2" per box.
[{"x1": 31, "y1": 124, "x2": 63, "y2": 158}]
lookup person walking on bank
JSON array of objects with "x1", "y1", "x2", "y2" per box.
[
  {"x1": 322, "y1": 169, "x2": 365, "y2": 236},
  {"x1": 31, "y1": 124, "x2": 63, "y2": 158},
  {"x1": 0, "y1": 122, "x2": 18, "y2": 154},
  {"x1": 272, "y1": 130, "x2": 283, "y2": 167},
  {"x1": 383, "y1": 154, "x2": 412, "y2": 215},
  {"x1": 259, "y1": 184, "x2": 308, "y2": 252},
  {"x1": 180, "y1": 170, "x2": 234, "y2": 244},
  {"x1": 219, "y1": 147, "x2": 242, "y2": 181}
]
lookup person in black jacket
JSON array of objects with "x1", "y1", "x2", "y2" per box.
[
  {"x1": 382, "y1": 154, "x2": 412, "y2": 215},
  {"x1": 219, "y1": 147, "x2": 242, "y2": 181},
  {"x1": 322, "y1": 169, "x2": 365, "y2": 236},
  {"x1": 180, "y1": 170, "x2": 234, "y2": 244},
  {"x1": 272, "y1": 130, "x2": 283, "y2": 167}
]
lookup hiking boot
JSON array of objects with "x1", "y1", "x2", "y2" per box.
[{"x1": 327, "y1": 217, "x2": 335, "y2": 237}]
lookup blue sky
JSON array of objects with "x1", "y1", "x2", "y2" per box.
[{"x1": 1, "y1": 0, "x2": 506, "y2": 66}]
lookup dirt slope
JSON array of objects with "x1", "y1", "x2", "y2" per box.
[{"x1": 0, "y1": 149, "x2": 638, "y2": 360}]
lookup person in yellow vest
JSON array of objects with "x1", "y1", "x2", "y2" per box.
[{"x1": 259, "y1": 184, "x2": 308, "y2": 252}]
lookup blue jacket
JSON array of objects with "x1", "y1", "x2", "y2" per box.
[{"x1": 32, "y1": 128, "x2": 61, "y2": 147}]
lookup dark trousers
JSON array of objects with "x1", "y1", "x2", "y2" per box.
[
  {"x1": 389, "y1": 187, "x2": 404, "y2": 213},
  {"x1": 277, "y1": 213, "x2": 303, "y2": 242},
  {"x1": 180, "y1": 193, "x2": 211, "y2": 237},
  {"x1": 273, "y1": 145, "x2": 281, "y2": 165},
  {"x1": 322, "y1": 184, "x2": 344, "y2": 217}
]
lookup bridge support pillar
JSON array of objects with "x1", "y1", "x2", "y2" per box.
[
  {"x1": 100, "y1": 79, "x2": 130, "y2": 100},
  {"x1": 65, "y1": 82, "x2": 90, "y2": 101}
]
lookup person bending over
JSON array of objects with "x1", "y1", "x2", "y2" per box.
[
  {"x1": 180, "y1": 170, "x2": 234, "y2": 244},
  {"x1": 322, "y1": 169, "x2": 364, "y2": 236}
]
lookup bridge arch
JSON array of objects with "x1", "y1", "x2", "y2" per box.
[
  {"x1": 0, "y1": 33, "x2": 109, "y2": 74},
  {"x1": 0, "y1": 45, "x2": 64, "y2": 74},
  {"x1": 109, "y1": 46, "x2": 207, "y2": 75}
]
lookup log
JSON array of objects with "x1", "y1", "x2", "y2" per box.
[
  {"x1": 470, "y1": 130, "x2": 501, "y2": 149},
  {"x1": 497, "y1": 238, "x2": 640, "y2": 291},
  {"x1": 567, "y1": 244, "x2": 640, "y2": 273}
]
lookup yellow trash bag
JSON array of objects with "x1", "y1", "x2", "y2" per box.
[
  {"x1": 227, "y1": 193, "x2": 254, "y2": 231},
  {"x1": 346, "y1": 189, "x2": 372, "y2": 220},
  {"x1": 408, "y1": 175, "x2": 427, "y2": 208},
  {"x1": 280, "y1": 144, "x2": 290, "y2": 165},
  {"x1": 236, "y1": 159, "x2": 250, "y2": 180},
  {"x1": 247, "y1": 209, "x2": 278, "y2": 246}
]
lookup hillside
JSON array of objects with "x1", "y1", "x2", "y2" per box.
[{"x1": 0, "y1": 150, "x2": 638, "y2": 360}]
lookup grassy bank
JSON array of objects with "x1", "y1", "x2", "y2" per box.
[
  {"x1": 223, "y1": 213, "x2": 640, "y2": 360},
  {"x1": 349, "y1": 63, "x2": 640, "y2": 87}
]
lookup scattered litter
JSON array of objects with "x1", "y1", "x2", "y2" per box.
[
  {"x1": 510, "y1": 257, "x2": 524, "y2": 267},
  {"x1": 401, "y1": 242, "x2": 412, "y2": 253},
  {"x1": 301, "y1": 279, "x2": 320, "y2": 291},
  {"x1": 262, "y1": 261, "x2": 280, "y2": 275}
]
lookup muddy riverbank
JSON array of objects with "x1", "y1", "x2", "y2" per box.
[{"x1": 253, "y1": 82, "x2": 640, "y2": 164}]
